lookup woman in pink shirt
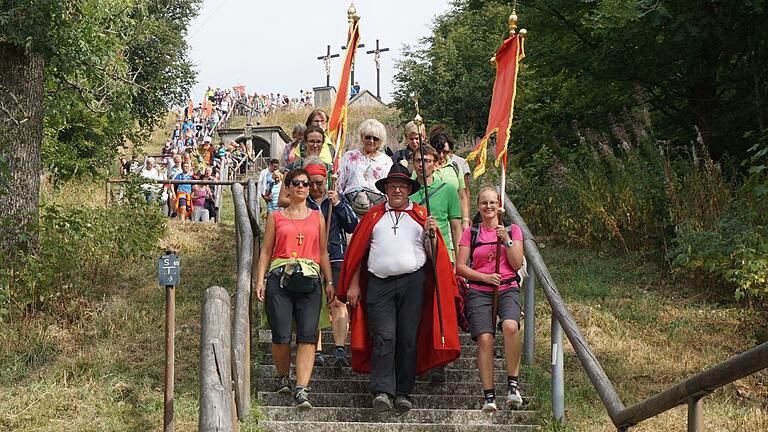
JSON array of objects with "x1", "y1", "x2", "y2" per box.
[
  {"x1": 456, "y1": 187, "x2": 525, "y2": 413},
  {"x1": 254, "y1": 168, "x2": 334, "y2": 409}
]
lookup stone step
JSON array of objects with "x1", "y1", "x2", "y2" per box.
[
  {"x1": 257, "y1": 392, "x2": 532, "y2": 410},
  {"x1": 259, "y1": 354, "x2": 508, "y2": 370},
  {"x1": 259, "y1": 420, "x2": 538, "y2": 431},
  {"x1": 255, "y1": 341, "x2": 501, "y2": 358},
  {"x1": 257, "y1": 365, "x2": 523, "y2": 383},
  {"x1": 261, "y1": 406, "x2": 535, "y2": 425},
  {"x1": 258, "y1": 377, "x2": 529, "y2": 395}
]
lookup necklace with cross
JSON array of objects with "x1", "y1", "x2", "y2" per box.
[{"x1": 389, "y1": 210, "x2": 404, "y2": 235}]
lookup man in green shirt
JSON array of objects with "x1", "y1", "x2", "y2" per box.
[{"x1": 410, "y1": 144, "x2": 463, "y2": 263}]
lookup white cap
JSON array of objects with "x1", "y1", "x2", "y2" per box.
[{"x1": 203, "y1": 135, "x2": 212, "y2": 142}]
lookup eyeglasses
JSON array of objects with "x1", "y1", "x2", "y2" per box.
[
  {"x1": 290, "y1": 179, "x2": 309, "y2": 187},
  {"x1": 307, "y1": 139, "x2": 323, "y2": 145},
  {"x1": 479, "y1": 201, "x2": 499, "y2": 207},
  {"x1": 309, "y1": 180, "x2": 325, "y2": 187},
  {"x1": 386, "y1": 183, "x2": 410, "y2": 190},
  {"x1": 363, "y1": 135, "x2": 381, "y2": 142},
  {"x1": 312, "y1": 119, "x2": 327, "y2": 125}
]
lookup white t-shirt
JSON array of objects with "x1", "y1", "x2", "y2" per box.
[
  {"x1": 452, "y1": 154, "x2": 471, "y2": 181},
  {"x1": 367, "y1": 202, "x2": 427, "y2": 278}
]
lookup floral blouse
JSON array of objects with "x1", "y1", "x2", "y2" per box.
[{"x1": 336, "y1": 149, "x2": 393, "y2": 195}]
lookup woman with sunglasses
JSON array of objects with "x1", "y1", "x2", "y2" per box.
[
  {"x1": 455, "y1": 187, "x2": 525, "y2": 413},
  {"x1": 255, "y1": 168, "x2": 334, "y2": 409},
  {"x1": 335, "y1": 119, "x2": 393, "y2": 217}
]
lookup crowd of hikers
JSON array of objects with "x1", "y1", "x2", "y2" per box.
[{"x1": 255, "y1": 108, "x2": 527, "y2": 415}]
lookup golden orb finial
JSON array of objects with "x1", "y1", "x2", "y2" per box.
[
  {"x1": 509, "y1": 12, "x2": 519, "y2": 35},
  {"x1": 519, "y1": 28, "x2": 528, "y2": 38},
  {"x1": 348, "y1": 3, "x2": 359, "y2": 22},
  {"x1": 413, "y1": 113, "x2": 423, "y2": 126}
]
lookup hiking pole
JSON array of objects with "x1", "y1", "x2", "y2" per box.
[
  {"x1": 491, "y1": 208, "x2": 503, "y2": 335},
  {"x1": 412, "y1": 95, "x2": 446, "y2": 346}
]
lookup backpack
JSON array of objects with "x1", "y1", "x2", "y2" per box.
[{"x1": 468, "y1": 223, "x2": 527, "y2": 285}]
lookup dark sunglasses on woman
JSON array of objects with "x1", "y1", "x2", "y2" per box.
[{"x1": 291, "y1": 179, "x2": 310, "y2": 187}]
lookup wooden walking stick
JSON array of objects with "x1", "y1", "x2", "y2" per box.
[{"x1": 412, "y1": 94, "x2": 446, "y2": 346}]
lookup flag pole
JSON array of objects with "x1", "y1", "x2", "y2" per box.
[
  {"x1": 412, "y1": 94, "x2": 445, "y2": 346},
  {"x1": 491, "y1": 7, "x2": 524, "y2": 332}
]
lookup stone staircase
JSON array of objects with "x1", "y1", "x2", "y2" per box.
[{"x1": 255, "y1": 329, "x2": 538, "y2": 431}]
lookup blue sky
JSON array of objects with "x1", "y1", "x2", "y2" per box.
[{"x1": 186, "y1": 0, "x2": 452, "y2": 103}]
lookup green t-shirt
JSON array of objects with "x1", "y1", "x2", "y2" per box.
[
  {"x1": 433, "y1": 163, "x2": 465, "y2": 192},
  {"x1": 410, "y1": 179, "x2": 461, "y2": 261}
]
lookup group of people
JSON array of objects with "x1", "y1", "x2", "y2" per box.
[{"x1": 255, "y1": 112, "x2": 526, "y2": 414}]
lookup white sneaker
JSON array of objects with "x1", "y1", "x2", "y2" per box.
[
  {"x1": 482, "y1": 399, "x2": 498, "y2": 413},
  {"x1": 507, "y1": 386, "x2": 523, "y2": 409}
]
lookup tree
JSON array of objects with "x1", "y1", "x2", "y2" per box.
[
  {"x1": 1, "y1": 0, "x2": 200, "y2": 250},
  {"x1": 394, "y1": 0, "x2": 768, "y2": 166}
]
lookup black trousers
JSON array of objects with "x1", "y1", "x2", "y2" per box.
[{"x1": 366, "y1": 267, "x2": 425, "y2": 397}]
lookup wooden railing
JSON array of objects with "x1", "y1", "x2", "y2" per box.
[{"x1": 503, "y1": 194, "x2": 768, "y2": 431}]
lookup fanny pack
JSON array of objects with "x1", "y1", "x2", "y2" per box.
[{"x1": 278, "y1": 263, "x2": 319, "y2": 294}]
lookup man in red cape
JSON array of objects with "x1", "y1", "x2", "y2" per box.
[{"x1": 336, "y1": 163, "x2": 461, "y2": 413}]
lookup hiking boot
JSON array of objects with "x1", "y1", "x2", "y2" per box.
[
  {"x1": 506, "y1": 385, "x2": 523, "y2": 409},
  {"x1": 372, "y1": 392, "x2": 393, "y2": 413},
  {"x1": 333, "y1": 347, "x2": 350, "y2": 368},
  {"x1": 274, "y1": 375, "x2": 292, "y2": 395},
  {"x1": 314, "y1": 351, "x2": 325, "y2": 367},
  {"x1": 428, "y1": 366, "x2": 445, "y2": 384},
  {"x1": 482, "y1": 398, "x2": 498, "y2": 414},
  {"x1": 293, "y1": 386, "x2": 312, "y2": 409},
  {"x1": 393, "y1": 395, "x2": 413, "y2": 413}
]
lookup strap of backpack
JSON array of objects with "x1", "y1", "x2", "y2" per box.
[{"x1": 417, "y1": 182, "x2": 447, "y2": 205}]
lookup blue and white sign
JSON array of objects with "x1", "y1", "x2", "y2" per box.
[{"x1": 158, "y1": 253, "x2": 181, "y2": 286}]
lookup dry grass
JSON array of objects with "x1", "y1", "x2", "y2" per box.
[{"x1": 526, "y1": 246, "x2": 768, "y2": 431}]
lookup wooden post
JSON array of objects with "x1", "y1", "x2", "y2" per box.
[
  {"x1": 199, "y1": 286, "x2": 234, "y2": 432},
  {"x1": 231, "y1": 184, "x2": 254, "y2": 420},
  {"x1": 162, "y1": 248, "x2": 177, "y2": 432}
]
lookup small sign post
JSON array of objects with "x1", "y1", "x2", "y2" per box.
[{"x1": 158, "y1": 250, "x2": 180, "y2": 432}]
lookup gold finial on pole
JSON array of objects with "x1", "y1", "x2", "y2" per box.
[
  {"x1": 411, "y1": 93, "x2": 423, "y2": 125},
  {"x1": 509, "y1": 12, "x2": 519, "y2": 35},
  {"x1": 348, "y1": 3, "x2": 360, "y2": 23}
]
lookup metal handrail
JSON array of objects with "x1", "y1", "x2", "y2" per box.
[{"x1": 503, "y1": 193, "x2": 768, "y2": 431}]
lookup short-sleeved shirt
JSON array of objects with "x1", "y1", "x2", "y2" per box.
[
  {"x1": 173, "y1": 173, "x2": 193, "y2": 194},
  {"x1": 409, "y1": 179, "x2": 461, "y2": 259},
  {"x1": 433, "y1": 163, "x2": 465, "y2": 193},
  {"x1": 459, "y1": 224, "x2": 523, "y2": 292}
]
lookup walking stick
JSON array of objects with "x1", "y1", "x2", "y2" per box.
[
  {"x1": 412, "y1": 95, "x2": 446, "y2": 346},
  {"x1": 491, "y1": 208, "x2": 503, "y2": 335}
]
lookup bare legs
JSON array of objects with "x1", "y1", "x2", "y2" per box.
[{"x1": 475, "y1": 319, "x2": 522, "y2": 390}]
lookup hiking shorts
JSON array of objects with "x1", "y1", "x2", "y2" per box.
[
  {"x1": 466, "y1": 288, "x2": 520, "y2": 341},
  {"x1": 264, "y1": 271, "x2": 321, "y2": 345}
]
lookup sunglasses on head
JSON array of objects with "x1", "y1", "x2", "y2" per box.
[
  {"x1": 290, "y1": 179, "x2": 309, "y2": 187},
  {"x1": 364, "y1": 135, "x2": 381, "y2": 142}
]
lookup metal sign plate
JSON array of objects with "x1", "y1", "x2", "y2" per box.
[{"x1": 158, "y1": 254, "x2": 181, "y2": 286}]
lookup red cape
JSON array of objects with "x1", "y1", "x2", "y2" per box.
[{"x1": 337, "y1": 202, "x2": 461, "y2": 375}]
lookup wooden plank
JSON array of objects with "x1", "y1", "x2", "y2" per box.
[
  {"x1": 231, "y1": 183, "x2": 253, "y2": 421},
  {"x1": 199, "y1": 286, "x2": 233, "y2": 432}
]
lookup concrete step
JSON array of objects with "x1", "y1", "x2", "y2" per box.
[
  {"x1": 260, "y1": 406, "x2": 536, "y2": 425},
  {"x1": 256, "y1": 365, "x2": 524, "y2": 383},
  {"x1": 257, "y1": 392, "x2": 532, "y2": 410},
  {"x1": 259, "y1": 353, "x2": 508, "y2": 370},
  {"x1": 257, "y1": 377, "x2": 528, "y2": 395},
  {"x1": 255, "y1": 341, "x2": 501, "y2": 358},
  {"x1": 259, "y1": 421, "x2": 538, "y2": 431},
  {"x1": 257, "y1": 329, "x2": 487, "y2": 346}
]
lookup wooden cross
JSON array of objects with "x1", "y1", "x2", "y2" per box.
[
  {"x1": 487, "y1": 250, "x2": 495, "y2": 262},
  {"x1": 296, "y1": 232, "x2": 304, "y2": 246}
]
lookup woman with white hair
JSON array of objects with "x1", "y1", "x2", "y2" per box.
[{"x1": 335, "y1": 119, "x2": 393, "y2": 217}]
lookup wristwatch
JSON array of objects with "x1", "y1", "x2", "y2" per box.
[{"x1": 504, "y1": 239, "x2": 514, "y2": 247}]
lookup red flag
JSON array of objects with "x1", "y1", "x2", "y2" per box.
[
  {"x1": 466, "y1": 34, "x2": 525, "y2": 177},
  {"x1": 328, "y1": 18, "x2": 361, "y2": 172}
]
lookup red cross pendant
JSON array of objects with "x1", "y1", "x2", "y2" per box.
[{"x1": 296, "y1": 232, "x2": 304, "y2": 246}]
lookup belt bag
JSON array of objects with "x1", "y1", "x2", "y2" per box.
[{"x1": 280, "y1": 264, "x2": 319, "y2": 294}]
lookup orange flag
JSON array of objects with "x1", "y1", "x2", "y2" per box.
[
  {"x1": 466, "y1": 34, "x2": 525, "y2": 178},
  {"x1": 328, "y1": 17, "x2": 361, "y2": 172}
]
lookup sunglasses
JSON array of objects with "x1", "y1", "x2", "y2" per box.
[
  {"x1": 363, "y1": 135, "x2": 381, "y2": 142},
  {"x1": 290, "y1": 179, "x2": 309, "y2": 187}
]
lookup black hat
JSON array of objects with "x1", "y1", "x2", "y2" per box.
[{"x1": 375, "y1": 163, "x2": 421, "y2": 195}]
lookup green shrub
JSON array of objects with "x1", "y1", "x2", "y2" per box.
[
  {"x1": 0, "y1": 192, "x2": 166, "y2": 319},
  {"x1": 669, "y1": 204, "x2": 768, "y2": 303}
]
